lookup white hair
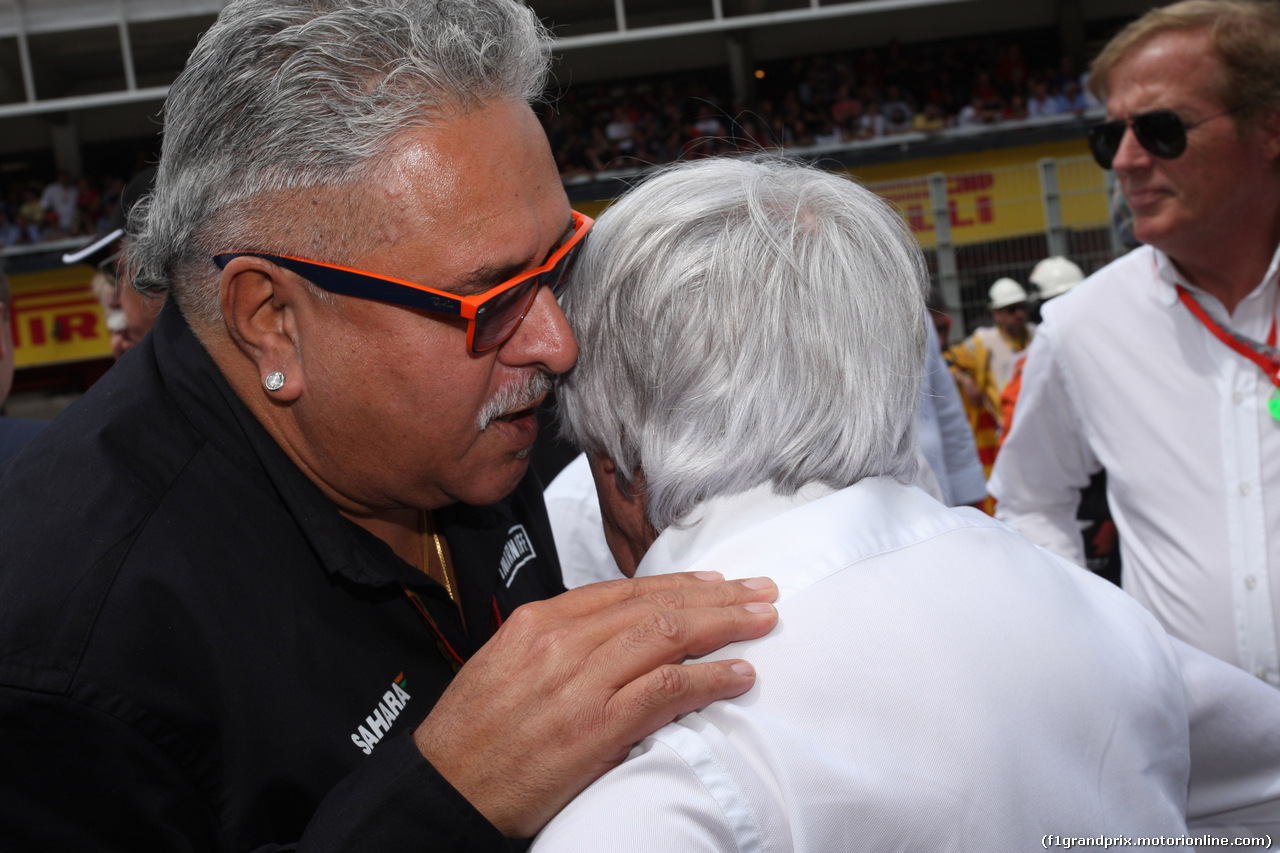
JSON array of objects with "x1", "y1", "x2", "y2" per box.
[
  {"x1": 558, "y1": 156, "x2": 928, "y2": 531},
  {"x1": 129, "y1": 0, "x2": 552, "y2": 328}
]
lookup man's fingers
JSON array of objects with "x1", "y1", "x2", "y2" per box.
[
  {"x1": 606, "y1": 657, "x2": 760, "y2": 746},
  {"x1": 503, "y1": 573, "x2": 778, "y2": 657},
  {"x1": 581, "y1": 599, "x2": 776, "y2": 695},
  {"x1": 547, "y1": 571, "x2": 774, "y2": 618}
]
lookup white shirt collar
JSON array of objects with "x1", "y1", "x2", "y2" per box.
[
  {"x1": 635, "y1": 482, "x2": 837, "y2": 578},
  {"x1": 1152, "y1": 243, "x2": 1280, "y2": 316}
]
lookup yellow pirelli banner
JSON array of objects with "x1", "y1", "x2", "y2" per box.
[
  {"x1": 574, "y1": 137, "x2": 1110, "y2": 252},
  {"x1": 846, "y1": 138, "x2": 1110, "y2": 249},
  {"x1": 8, "y1": 264, "x2": 112, "y2": 368}
]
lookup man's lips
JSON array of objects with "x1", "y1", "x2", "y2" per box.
[
  {"x1": 493, "y1": 397, "x2": 543, "y2": 423},
  {"x1": 1120, "y1": 182, "x2": 1169, "y2": 210}
]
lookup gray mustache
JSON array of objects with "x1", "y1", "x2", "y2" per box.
[{"x1": 477, "y1": 371, "x2": 554, "y2": 431}]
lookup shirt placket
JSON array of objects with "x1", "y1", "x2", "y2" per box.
[{"x1": 1216, "y1": 302, "x2": 1280, "y2": 686}]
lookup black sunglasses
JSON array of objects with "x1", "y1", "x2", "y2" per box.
[{"x1": 1088, "y1": 109, "x2": 1232, "y2": 170}]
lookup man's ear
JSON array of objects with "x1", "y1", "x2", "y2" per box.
[
  {"x1": 588, "y1": 453, "x2": 660, "y2": 577},
  {"x1": 219, "y1": 255, "x2": 305, "y2": 402}
]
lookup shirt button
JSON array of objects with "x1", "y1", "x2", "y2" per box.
[
  {"x1": 1233, "y1": 391, "x2": 1245, "y2": 405},
  {"x1": 1256, "y1": 666, "x2": 1269, "y2": 680},
  {"x1": 1240, "y1": 482, "x2": 1252, "y2": 496},
  {"x1": 1246, "y1": 575, "x2": 1258, "y2": 591}
]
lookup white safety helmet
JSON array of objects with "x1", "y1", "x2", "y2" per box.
[
  {"x1": 1029, "y1": 256, "x2": 1085, "y2": 301},
  {"x1": 988, "y1": 277, "x2": 1029, "y2": 310}
]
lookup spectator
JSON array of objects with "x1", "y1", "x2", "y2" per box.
[
  {"x1": 76, "y1": 177, "x2": 103, "y2": 234},
  {"x1": 880, "y1": 85, "x2": 913, "y2": 124},
  {"x1": 0, "y1": 212, "x2": 39, "y2": 247},
  {"x1": 829, "y1": 84, "x2": 862, "y2": 124},
  {"x1": 1057, "y1": 79, "x2": 1090, "y2": 113},
  {"x1": 1027, "y1": 80, "x2": 1061, "y2": 117},
  {"x1": 603, "y1": 106, "x2": 636, "y2": 153},
  {"x1": 956, "y1": 95, "x2": 992, "y2": 127},
  {"x1": 913, "y1": 100, "x2": 948, "y2": 132},
  {"x1": 1000, "y1": 256, "x2": 1123, "y2": 586},
  {"x1": 858, "y1": 101, "x2": 887, "y2": 138},
  {"x1": 1002, "y1": 92, "x2": 1029, "y2": 121},
  {"x1": 945, "y1": 277, "x2": 1034, "y2": 513},
  {"x1": 948, "y1": 277, "x2": 1034, "y2": 423},
  {"x1": 812, "y1": 117, "x2": 844, "y2": 146},
  {"x1": 691, "y1": 104, "x2": 727, "y2": 138},
  {"x1": 17, "y1": 189, "x2": 42, "y2": 230},
  {"x1": 38, "y1": 172, "x2": 78, "y2": 236}
]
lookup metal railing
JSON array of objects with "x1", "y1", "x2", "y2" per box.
[{"x1": 865, "y1": 153, "x2": 1119, "y2": 340}]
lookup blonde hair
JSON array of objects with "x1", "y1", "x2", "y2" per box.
[{"x1": 1089, "y1": 0, "x2": 1280, "y2": 124}]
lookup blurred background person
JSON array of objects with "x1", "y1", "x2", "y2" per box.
[
  {"x1": 62, "y1": 167, "x2": 162, "y2": 359},
  {"x1": 1001, "y1": 256, "x2": 1122, "y2": 585},
  {"x1": 944, "y1": 276, "x2": 1034, "y2": 512}
]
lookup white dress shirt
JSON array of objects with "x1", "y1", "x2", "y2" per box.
[
  {"x1": 534, "y1": 478, "x2": 1280, "y2": 853},
  {"x1": 990, "y1": 244, "x2": 1280, "y2": 686}
]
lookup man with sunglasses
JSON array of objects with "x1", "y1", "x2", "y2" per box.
[
  {"x1": 991, "y1": 0, "x2": 1280, "y2": 686},
  {"x1": 0, "y1": 1, "x2": 779, "y2": 851}
]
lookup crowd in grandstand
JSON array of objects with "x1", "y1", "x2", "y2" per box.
[
  {"x1": 0, "y1": 29, "x2": 1098, "y2": 250},
  {"x1": 0, "y1": 171, "x2": 126, "y2": 249},
  {"x1": 543, "y1": 35, "x2": 1099, "y2": 177}
]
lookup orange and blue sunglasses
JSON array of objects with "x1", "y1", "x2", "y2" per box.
[{"x1": 213, "y1": 210, "x2": 593, "y2": 353}]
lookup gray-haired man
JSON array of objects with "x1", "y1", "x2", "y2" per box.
[{"x1": 0, "y1": 2, "x2": 777, "y2": 850}]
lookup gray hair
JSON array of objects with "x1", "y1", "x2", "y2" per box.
[
  {"x1": 129, "y1": 0, "x2": 552, "y2": 328},
  {"x1": 558, "y1": 156, "x2": 928, "y2": 531}
]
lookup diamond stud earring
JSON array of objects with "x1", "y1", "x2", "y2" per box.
[{"x1": 264, "y1": 371, "x2": 285, "y2": 392}]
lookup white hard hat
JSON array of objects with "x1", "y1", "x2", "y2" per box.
[
  {"x1": 988, "y1": 277, "x2": 1029, "y2": 310},
  {"x1": 1029, "y1": 256, "x2": 1085, "y2": 300}
]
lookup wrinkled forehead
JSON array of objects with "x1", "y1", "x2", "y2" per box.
[{"x1": 1105, "y1": 29, "x2": 1230, "y2": 113}]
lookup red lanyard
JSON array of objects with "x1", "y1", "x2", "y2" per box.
[
  {"x1": 1177, "y1": 287, "x2": 1280, "y2": 420},
  {"x1": 400, "y1": 585, "x2": 504, "y2": 672}
]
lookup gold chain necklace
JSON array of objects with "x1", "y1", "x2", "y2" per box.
[{"x1": 419, "y1": 510, "x2": 456, "y2": 605}]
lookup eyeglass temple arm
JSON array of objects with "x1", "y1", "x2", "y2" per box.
[{"x1": 213, "y1": 252, "x2": 466, "y2": 316}]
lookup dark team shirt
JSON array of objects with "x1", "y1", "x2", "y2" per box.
[{"x1": 0, "y1": 303, "x2": 565, "y2": 852}]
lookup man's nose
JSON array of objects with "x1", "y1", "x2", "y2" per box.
[
  {"x1": 1110, "y1": 124, "x2": 1152, "y2": 172},
  {"x1": 498, "y1": 284, "x2": 578, "y2": 375}
]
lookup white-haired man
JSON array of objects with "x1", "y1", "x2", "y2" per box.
[
  {"x1": 532, "y1": 157, "x2": 1280, "y2": 851},
  {"x1": 991, "y1": 0, "x2": 1280, "y2": 686},
  {"x1": 0, "y1": 2, "x2": 779, "y2": 850}
]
